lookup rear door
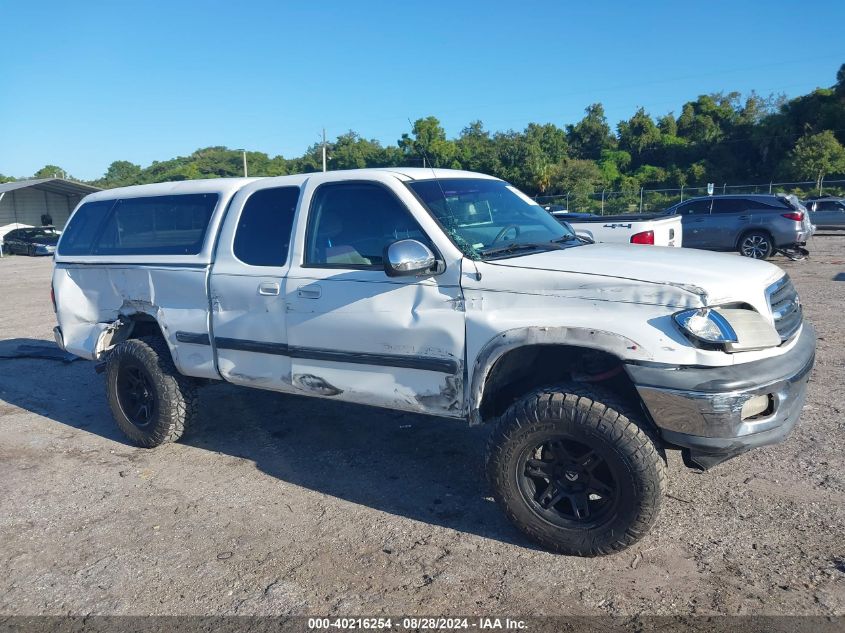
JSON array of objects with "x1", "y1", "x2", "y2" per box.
[
  {"x1": 210, "y1": 183, "x2": 301, "y2": 391},
  {"x1": 671, "y1": 199, "x2": 713, "y2": 248},
  {"x1": 710, "y1": 197, "x2": 752, "y2": 248}
]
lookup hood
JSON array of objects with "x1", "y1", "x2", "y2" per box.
[{"x1": 475, "y1": 243, "x2": 784, "y2": 309}]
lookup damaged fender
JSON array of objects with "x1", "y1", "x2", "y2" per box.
[{"x1": 467, "y1": 326, "x2": 653, "y2": 425}]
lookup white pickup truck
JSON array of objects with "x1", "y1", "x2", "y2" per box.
[
  {"x1": 52, "y1": 168, "x2": 815, "y2": 556},
  {"x1": 550, "y1": 211, "x2": 683, "y2": 247}
]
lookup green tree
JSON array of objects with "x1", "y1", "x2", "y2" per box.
[
  {"x1": 97, "y1": 160, "x2": 142, "y2": 187},
  {"x1": 455, "y1": 121, "x2": 499, "y2": 174},
  {"x1": 329, "y1": 131, "x2": 391, "y2": 170},
  {"x1": 548, "y1": 158, "x2": 604, "y2": 204},
  {"x1": 618, "y1": 108, "x2": 662, "y2": 166},
  {"x1": 399, "y1": 116, "x2": 458, "y2": 168},
  {"x1": 33, "y1": 164, "x2": 68, "y2": 179},
  {"x1": 566, "y1": 103, "x2": 615, "y2": 160},
  {"x1": 789, "y1": 130, "x2": 845, "y2": 190},
  {"x1": 597, "y1": 149, "x2": 631, "y2": 187}
]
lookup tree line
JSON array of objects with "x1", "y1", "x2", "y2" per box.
[{"x1": 6, "y1": 64, "x2": 845, "y2": 210}]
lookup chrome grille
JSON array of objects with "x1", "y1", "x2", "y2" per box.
[{"x1": 766, "y1": 275, "x2": 802, "y2": 341}]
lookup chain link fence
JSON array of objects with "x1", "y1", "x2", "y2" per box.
[{"x1": 535, "y1": 180, "x2": 845, "y2": 215}]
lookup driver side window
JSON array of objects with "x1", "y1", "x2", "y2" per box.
[{"x1": 305, "y1": 182, "x2": 432, "y2": 268}]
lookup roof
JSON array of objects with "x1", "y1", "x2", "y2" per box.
[
  {"x1": 84, "y1": 177, "x2": 261, "y2": 202},
  {"x1": 681, "y1": 193, "x2": 788, "y2": 201},
  {"x1": 365, "y1": 167, "x2": 499, "y2": 181},
  {"x1": 82, "y1": 169, "x2": 500, "y2": 202},
  {"x1": 0, "y1": 178, "x2": 101, "y2": 197}
]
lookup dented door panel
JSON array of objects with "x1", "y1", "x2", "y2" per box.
[
  {"x1": 284, "y1": 271, "x2": 466, "y2": 417},
  {"x1": 209, "y1": 272, "x2": 293, "y2": 391}
]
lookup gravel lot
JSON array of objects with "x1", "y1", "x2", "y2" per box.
[{"x1": 0, "y1": 237, "x2": 843, "y2": 617}]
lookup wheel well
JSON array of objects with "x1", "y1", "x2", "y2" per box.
[
  {"x1": 736, "y1": 228, "x2": 774, "y2": 249},
  {"x1": 124, "y1": 313, "x2": 165, "y2": 340},
  {"x1": 478, "y1": 344, "x2": 645, "y2": 423}
]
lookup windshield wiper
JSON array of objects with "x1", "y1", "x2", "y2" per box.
[
  {"x1": 551, "y1": 234, "x2": 580, "y2": 243},
  {"x1": 478, "y1": 242, "x2": 562, "y2": 257}
]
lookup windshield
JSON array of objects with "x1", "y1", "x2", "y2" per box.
[
  {"x1": 407, "y1": 178, "x2": 575, "y2": 259},
  {"x1": 25, "y1": 229, "x2": 60, "y2": 244}
]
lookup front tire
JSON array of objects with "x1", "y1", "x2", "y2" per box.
[
  {"x1": 105, "y1": 336, "x2": 198, "y2": 447},
  {"x1": 738, "y1": 231, "x2": 773, "y2": 259},
  {"x1": 486, "y1": 385, "x2": 666, "y2": 556}
]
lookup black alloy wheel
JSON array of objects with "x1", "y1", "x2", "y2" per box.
[
  {"x1": 517, "y1": 436, "x2": 619, "y2": 528},
  {"x1": 116, "y1": 362, "x2": 157, "y2": 428}
]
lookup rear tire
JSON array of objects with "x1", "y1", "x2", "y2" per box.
[
  {"x1": 738, "y1": 231, "x2": 773, "y2": 259},
  {"x1": 486, "y1": 384, "x2": 666, "y2": 556},
  {"x1": 105, "y1": 336, "x2": 198, "y2": 447}
]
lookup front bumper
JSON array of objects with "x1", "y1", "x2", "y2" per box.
[{"x1": 625, "y1": 323, "x2": 816, "y2": 469}]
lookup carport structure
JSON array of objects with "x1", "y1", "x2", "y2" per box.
[{"x1": 0, "y1": 178, "x2": 101, "y2": 230}]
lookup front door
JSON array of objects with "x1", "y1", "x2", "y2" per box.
[
  {"x1": 285, "y1": 180, "x2": 466, "y2": 417},
  {"x1": 674, "y1": 199, "x2": 713, "y2": 248}
]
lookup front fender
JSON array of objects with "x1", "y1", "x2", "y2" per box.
[{"x1": 467, "y1": 326, "x2": 653, "y2": 425}]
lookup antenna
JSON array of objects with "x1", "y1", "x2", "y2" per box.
[
  {"x1": 408, "y1": 117, "x2": 450, "y2": 212},
  {"x1": 407, "y1": 118, "x2": 481, "y2": 280},
  {"x1": 321, "y1": 128, "x2": 327, "y2": 172}
]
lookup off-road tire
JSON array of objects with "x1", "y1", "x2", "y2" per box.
[
  {"x1": 486, "y1": 384, "x2": 666, "y2": 556},
  {"x1": 105, "y1": 336, "x2": 198, "y2": 447},
  {"x1": 738, "y1": 230, "x2": 774, "y2": 259}
]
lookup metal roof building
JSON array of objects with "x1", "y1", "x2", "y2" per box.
[{"x1": 0, "y1": 178, "x2": 101, "y2": 229}]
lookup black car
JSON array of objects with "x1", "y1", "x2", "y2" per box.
[
  {"x1": 802, "y1": 196, "x2": 845, "y2": 230},
  {"x1": 2, "y1": 227, "x2": 61, "y2": 256}
]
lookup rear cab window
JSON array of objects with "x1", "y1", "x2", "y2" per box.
[
  {"x1": 58, "y1": 194, "x2": 219, "y2": 256},
  {"x1": 57, "y1": 200, "x2": 115, "y2": 255}
]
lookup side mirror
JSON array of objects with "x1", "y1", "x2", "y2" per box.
[
  {"x1": 575, "y1": 230, "x2": 594, "y2": 244},
  {"x1": 384, "y1": 239, "x2": 437, "y2": 277}
]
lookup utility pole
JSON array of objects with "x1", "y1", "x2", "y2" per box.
[
  {"x1": 322, "y1": 128, "x2": 327, "y2": 172},
  {"x1": 235, "y1": 149, "x2": 248, "y2": 177}
]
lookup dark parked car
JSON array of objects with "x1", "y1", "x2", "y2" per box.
[
  {"x1": 802, "y1": 196, "x2": 845, "y2": 230},
  {"x1": 1, "y1": 227, "x2": 61, "y2": 256},
  {"x1": 662, "y1": 194, "x2": 814, "y2": 259}
]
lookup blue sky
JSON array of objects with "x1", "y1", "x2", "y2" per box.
[{"x1": 1, "y1": 0, "x2": 843, "y2": 181}]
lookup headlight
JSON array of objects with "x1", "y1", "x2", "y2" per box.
[
  {"x1": 674, "y1": 307, "x2": 781, "y2": 351},
  {"x1": 673, "y1": 308, "x2": 737, "y2": 344}
]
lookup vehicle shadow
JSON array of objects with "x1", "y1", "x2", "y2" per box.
[{"x1": 0, "y1": 338, "x2": 530, "y2": 548}]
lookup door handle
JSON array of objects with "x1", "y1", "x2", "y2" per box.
[
  {"x1": 738, "y1": 215, "x2": 751, "y2": 220},
  {"x1": 258, "y1": 281, "x2": 280, "y2": 296},
  {"x1": 297, "y1": 285, "x2": 322, "y2": 299}
]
